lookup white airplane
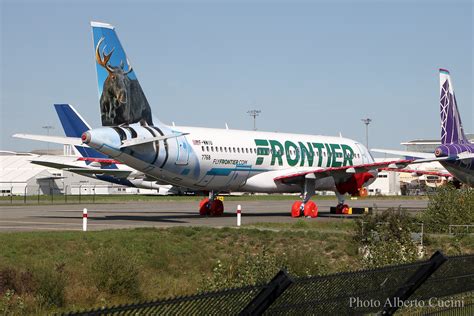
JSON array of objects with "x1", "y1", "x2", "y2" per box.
[
  {"x1": 13, "y1": 104, "x2": 179, "y2": 195},
  {"x1": 33, "y1": 21, "x2": 446, "y2": 217}
]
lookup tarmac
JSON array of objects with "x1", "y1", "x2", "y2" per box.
[
  {"x1": 0, "y1": 198, "x2": 428, "y2": 232},
  {"x1": 0, "y1": 199, "x2": 428, "y2": 232}
]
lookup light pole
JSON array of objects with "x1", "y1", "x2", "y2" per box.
[
  {"x1": 361, "y1": 118, "x2": 372, "y2": 149},
  {"x1": 247, "y1": 109, "x2": 261, "y2": 131},
  {"x1": 42, "y1": 125, "x2": 54, "y2": 154}
]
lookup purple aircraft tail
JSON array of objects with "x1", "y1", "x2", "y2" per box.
[{"x1": 439, "y1": 69, "x2": 470, "y2": 145}]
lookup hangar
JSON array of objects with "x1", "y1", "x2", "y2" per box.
[{"x1": 0, "y1": 150, "x2": 146, "y2": 196}]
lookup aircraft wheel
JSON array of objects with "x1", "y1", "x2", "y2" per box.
[
  {"x1": 199, "y1": 198, "x2": 210, "y2": 215},
  {"x1": 291, "y1": 201, "x2": 303, "y2": 217},
  {"x1": 341, "y1": 204, "x2": 350, "y2": 214},
  {"x1": 209, "y1": 199, "x2": 224, "y2": 216},
  {"x1": 335, "y1": 204, "x2": 343, "y2": 214},
  {"x1": 303, "y1": 201, "x2": 318, "y2": 218}
]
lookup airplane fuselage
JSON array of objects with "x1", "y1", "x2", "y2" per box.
[
  {"x1": 84, "y1": 124, "x2": 376, "y2": 193},
  {"x1": 436, "y1": 143, "x2": 474, "y2": 186}
]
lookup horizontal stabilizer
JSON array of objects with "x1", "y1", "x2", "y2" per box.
[
  {"x1": 30, "y1": 159, "x2": 79, "y2": 170},
  {"x1": 119, "y1": 133, "x2": 189, "y2": 148},
  {"x1": 13, "y1": 133, "x2": 85, "y2": 147},
  {"x1": 63, "y1": 168, "x2": 132, "y2": 178}
]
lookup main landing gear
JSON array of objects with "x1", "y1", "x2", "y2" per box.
[
  {"x1": 335, "y1": 191, "x2": 350, "y2": 214},
  {"x1": 291, "y1": 174, "x2": 318, "y2": 218},
  {"x1": 199, "y1": 191, "x2": 224, "y2": 216}
]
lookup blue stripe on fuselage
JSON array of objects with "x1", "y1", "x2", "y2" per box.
[{"x1": 206, "y1": 167, "x2": 269, "y2": 176}]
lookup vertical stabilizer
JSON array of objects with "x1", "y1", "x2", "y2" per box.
[
  {"x1": 91, "y1": 21, "x2": 154, "y2": 127},
  {"x1": 439, "y1": 69, "x2": 469, "y2": 144}
]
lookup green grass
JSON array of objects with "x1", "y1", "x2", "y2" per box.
[
  {"x1": 0, "y1": 225, "x2": 358, "y2": 314},
  {"x1": 0, "y1": 223, "x2": 471, "y2": 315}
]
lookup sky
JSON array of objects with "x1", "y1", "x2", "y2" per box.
[{"x1": 1, "y1": 0, "x2": 473, "y2": 154}]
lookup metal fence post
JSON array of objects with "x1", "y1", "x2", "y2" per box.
[
  {"x1": 10, "y1": 186, "x2": 13, "y2": 204},
  {"x1": 239, "y1": 269, "x2": 294, "y2": 316},
  {"x1": 381, "y1": 250, "x2": 448, "y2": 315},
  {"x1": 37, "y1": 187, "x2": 40, "y2": 204},
  {"x1": 24, "y1": 186, "x2": 27, "y2": 204}
]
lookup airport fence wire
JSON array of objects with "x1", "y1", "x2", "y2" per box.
[
  {"x1": 62, "y1": 253, "x2": 474, "y2": 316},
  {"x1": 0, "y1": 184, "x2": 138, "y2": 205}
]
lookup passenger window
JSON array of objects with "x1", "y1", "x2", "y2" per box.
[
  {"x1": 220, "y1": 146, "x2": 223, "y2": 152},
  {"x1": 206, "y1": 146, "x2": 209, "y2": 152},
  {"x1": 246, "y1": 148, "x2": 249, "y2": 154},
  {"x1": 201, "y1": 146, "x2": 205, "y2": 151},
  {"x1": 211, "y1": 146, "x2": 214, "y2": 152},
  {"x1": 233, "y1": 148, "x2": 236, "y2": 153}
]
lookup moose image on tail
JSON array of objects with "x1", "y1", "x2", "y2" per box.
[{"x1": 95, "y1": 37, "x2": 153, "y2": 126}]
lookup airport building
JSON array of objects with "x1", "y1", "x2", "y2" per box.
[
  {"x1": 402, "y1": 133, "x2": 474, "y2": 153},
  {"x1": 0, "y1": 151, "x2": 151, "y2": 196}
]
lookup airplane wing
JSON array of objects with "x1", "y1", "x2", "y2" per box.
[
  {"x1": 379, "y1": 168, "x2": 452, "y2": 178},
  {"x1": 371, "y1": 148, "x2": 474, "y2": 162},
  {"x1": 274, "y1": 159, "x2": 415, "y2": 184},
  {"x1": 371, "y1": 148, "x2": 434, "y2": 159},
  {"x1": 12, "y1": 133, "x2": 86, "y2": 146}
]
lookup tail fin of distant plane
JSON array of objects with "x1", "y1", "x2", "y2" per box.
[
  {"x1": 439, "y1": 69, "x2": 470, "y2": 144},
  {"x1": 54, "y1": 103, "x2": 108, "y2": 158},
  {"x1": 90, "y1": 21, "x2": 155, "y2": 127}
]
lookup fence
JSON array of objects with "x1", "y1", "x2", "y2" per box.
[
  {"x1": 0, "y1": 184, "x2": 141, "y2": 205},
  {"x1": 63, "y1": 252, "x2": 474, "y2": 315}
]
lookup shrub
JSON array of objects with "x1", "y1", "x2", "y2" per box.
[
  {"x1": 422, "y1": 185, "x2": 474, "y2": 233},
  {"x1": 91, "y1": 249, "x2": 141, "y2": 299},
  {"x1": 34, "y1": 264, "x2": 66, "y2": 308},
  {"x1": 0, "y1": 267, "x2": 36, "y2": 295},
  {"x1": 200, "y1": 247, "x2": 280, "y2": 292},
  {"x1": 355, "y1": 209, "x2": 420, "y2": 268},
  {"x1": 0, "y1": 290, "x2": 26, "y2": 315}
]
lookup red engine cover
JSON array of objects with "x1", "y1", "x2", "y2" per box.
[{"x1": 335, "y1": 172, "x2": 374, "y2": 196}]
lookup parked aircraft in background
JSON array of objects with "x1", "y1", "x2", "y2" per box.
[
  {"x1": 77, "y1": 21, "x2": 451, "y2": 217},
  {"x1": 373, "y1": 69, "x2": 474, "y2": 187},
  {"x1": 13, "y1": 104, "x2": 179, "y2": 195}
]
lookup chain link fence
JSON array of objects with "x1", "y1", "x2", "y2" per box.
[{"x1": 63, "y1": 253, "x2": 474, "y2": 315}]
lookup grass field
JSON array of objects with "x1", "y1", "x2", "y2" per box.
[{"x1": 0, "y1": 221, "x2": 472, "y2": 315}]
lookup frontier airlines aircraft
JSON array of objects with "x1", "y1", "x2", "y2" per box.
[{"x1": 73, "y1": 22, "x2": 449, "y2": 216}]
